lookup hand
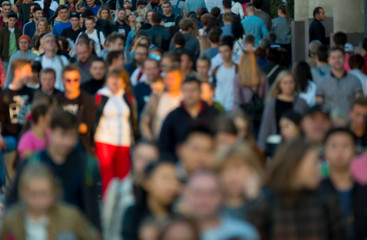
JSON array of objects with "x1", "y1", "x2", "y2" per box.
[{"x1": 79, "y1": 123, "x2": 88, "y2": 134}]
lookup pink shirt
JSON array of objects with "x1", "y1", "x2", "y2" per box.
[
  {"x1": 351, "y1": 151, "x2": 367, "y2": 184},
  {"x1": 17, "y1": 130, "x2": 51, "y2": 159}
]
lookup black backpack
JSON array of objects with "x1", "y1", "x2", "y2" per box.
[{"x1": 240, "y1": 85, "x2": 264, "y2": 122}]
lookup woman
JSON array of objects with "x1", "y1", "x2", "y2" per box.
[
  {"x1": 95, "y1": 69, "x2": 138, "y2": 195},
  {"x1": 258, "y1": 71, "x2": 308, "y2": 150},
  {"x1": 31, "y1": 18, "x2": 49, "y2": 49},
  {"x1": 248, "y1": 138, "x2": 347, "y2": 240},
  {"x1": 234, "y1": 50, "x2": 268, "y2": 136},
  {"x1": 68, "y1": 0, "x2": 78, "y2": 12},
  {"x1": 272, "y1": 4, "x2": 292, "y2": 58},
  {"x1": 293, "y1": 61, "x2": 317, "y2": 107},
  {"x1": 125, "y1": 12, "x2": 138, "y2": 52},
  {"x1": 97, "y1": 6, "x2": 114, "y2": 23},
  {"x1": 279, "y1": 110, "x2": 302, "y2": 142},
  {"x1": 122, "y1": 161, "x2": 180, "y2": 240}
]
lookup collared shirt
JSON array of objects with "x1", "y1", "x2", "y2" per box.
[{"x1": 316, "y1": 71, "x2": 363, "y2": 115}]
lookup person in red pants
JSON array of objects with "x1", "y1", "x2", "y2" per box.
[{"x1": 95, "y1": 69, "x2": 138, "y2": 195}]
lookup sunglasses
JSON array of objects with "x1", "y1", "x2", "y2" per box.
[
  {"x1": 149, "y1": 53, "x2": 161, "y2": 61},
  {"x1": 66, "y1": 78, "x2": 80, "y2": 83}
]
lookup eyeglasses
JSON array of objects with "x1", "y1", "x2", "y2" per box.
[{"x1": 66, "y1": 78, "x2": 80, "y2": 83}]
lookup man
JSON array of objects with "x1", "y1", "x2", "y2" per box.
[
  {"x1": 80, "y1": 58, "x2": 107, "y2": 95},
  {"x1": 0, "y1": 2, "x2": 22, "y2": 29},
  {"x1": 6, "y1": 109, "x2": 101, "y2": 229},
  {"x1": 160, "y1": 51, "x2": 181, "y2": 74},
  {"x1": 57, "y1": 65, "x2": 96, "y2": 154},
  {"x1": 321, "y1": 128, "x2": 367, "y2": 240},
  {"x1": 159, "y1": 77, "x2": 219, "y2": 159},
  {"x1": 333, "y1": 31, "x2": 350, "y2": 71},
  {"x1": 212, "y1": 38, "x2": 238, "y2": 111},
  {"x1": 140, "y1": 69, "x2": 183, "y2": 140},
  {"x1": 196, "y1": 56, "x2": 212, "y2": 82},
  {"x1": 180, "y1": 52, "x2": 197, "y2": 78},
  {"x1": 39, "y1": 68, "x2": 61, "y2": 96},
  {"x1": 5, "y1": 35, "x2": 37, "y2": 88},
  {"x1": 182, "y1": 171, "x2": 259, "y2": 240},
  {"x1": 161, "y1": 1, "x2": 182, "y2": 28},
  {"x1": 311, "y1": 44, "x2": 331, "y2": 84},
  {"x1": 222, "y1": 0, "x2": 241, "y2": 21},
  {"x1": 81, "y1": 9, "x2": 114, "y2": 38},
  {"x1": 221, "y1": 12, "x2": 233, "y2": 38},
  {"x1": 0, "y1": 12, "x2": 22, "y2": 74},
  {"x1": 309, "y1": 6, "x2": 328, "y2": 45},
  {"x1": 75, "y1": 39, "x2": 93, "y2": 83},
  {"x1": 61, "y1": 12, "x2": 82, "y2": 43},
  {"x1": 125, "y1": 44, "x2": 148, "y2": 85},
  {"x1": 0, "y1": 59, "x2": 33, "y2": 138},
  {"x1": 241, "y1": 4, "x2": 268, "y2": 47},
  {"x1": 106, "y1": 50, "x2": 125, "y2": 71},
  {"x1": 301, "y1": 104, "x2": 332, "y2": 147},
  {"x1": 86, "y1": 0, "x2": 100, "y2": 16},
  {"x1": 134, "y1": 58, "x2": 161, "y2": 117},
  {"x1": 52, "y1": 6, "x2": 71, "y2": 37},
  {"x1": 185, "y1": 0, "x2": 206, "y2": 13},
  {"x1": 36, "y1": 34, "x2": 69, "y2": 91},
  {"x1": 348, "y1": 97, "x2": 367, "y2": 150},
  {"x1": 316, "y1": 48, "x2": 363, "y2": 116},
  {"x1": 23, "y1": 5, "x2": 42, "y2": 38},
  {"x1": 253, "y1": 0, "x2": 271, "y2": 31},
  {"x1": 349, "y1": 54, "x2": 367, "y2": 95},
  {"x1": 307, "y1": 40, "x2": 322, "y2": 68},
  {"x1": 202, "y1": 27, "x2": 221, "y2": 59},
  {"x1": 102, "y1": 32, "x2": 125, "y2": 59},
  {"x1": 80, "y1": 16, "x2": 105, "y2": 57},
  {"x1": 146, "y1": 12, "x2": 171, "y2": 51},
  {"x1": 114, "y1": 8, "x2": 131, "y2": 37}
]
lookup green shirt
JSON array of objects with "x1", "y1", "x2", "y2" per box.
[{"x1": 9, "y1": 30, "x2": 17, "y2": 57}]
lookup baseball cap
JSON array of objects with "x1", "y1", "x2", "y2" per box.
[{"x1": 69, "y1": 12, "x2": 80, "y2": 19}]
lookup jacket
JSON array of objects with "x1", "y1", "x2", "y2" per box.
[
  {"x1": 1, "y1": 203, "x2": 101, "y2": 240},
  {"x1": 146, "y1": 25, "x2": 171, "y2": 51},
  {"x1": 0, "y1": 27, "x2": 22, "y2": 62},
  {"x1": 309, "y1": 19, "x2": 327, "y2": 45},
  {"x1": 257, "y1": 96, "x2": 308, "y2": 149}
]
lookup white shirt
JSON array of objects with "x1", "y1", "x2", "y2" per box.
[
  {"x1": 232, "y1": 2, "x2": 245, "y2": 19},
  {"x1": 35, "y1": 0, "x2": 59, "y2": 11},
  {"x1": 95, "y1": 87, "x2": 131, "y2": 146},
  {"x1": 78, "y1": 30, "x2": 105, "y2": 56},
  {"x1": 25, "y1": 216, "x2": 48, "y2": 240},
  {"x1": 214, "y1": 64, "x2": 236, "y2": 111},
  {"x1": 205, "y1": 0, "x2": 223, "y2": 12},
  {"x1": 300, "y1": 80, "x2": 317, "y2": 107},
  {"x1": 38, "y1": 54, "x2": 69, "y2": 91},
  {"x1": 130, "y1": 67, "x2": 146, "y2": 86},
  {"x1": 350, "y1": 69, "x2": 367, "y2": 95}
]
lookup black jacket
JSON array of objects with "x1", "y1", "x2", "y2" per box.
[
  {"x1": 159, "y1": 101, "x2": 219, "y2": 160},
  {"x1": 146, "y1": 25, "x2": 171, "y2": 51},
  {"x1": 320, "y1": 178, "x2": 367, "y2": 240},
  {"x1": 309, "y1": 19, "x2": 328, "y2": 45}
]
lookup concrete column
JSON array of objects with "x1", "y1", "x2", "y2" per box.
[
  {"x1": 333, "y1": 0, "x2": 364, "y2": 33},
  {"x1": 294, "y1": 0, "x2": 308, "y2": 21}
]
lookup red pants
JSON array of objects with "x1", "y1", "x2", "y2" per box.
[{"x1": 95, "y1": 142, "x2": 130, "y2": 195}]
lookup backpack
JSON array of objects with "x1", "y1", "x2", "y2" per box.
[{"x1": 240, "y1": 85, "x2": 264, "y2": 122}]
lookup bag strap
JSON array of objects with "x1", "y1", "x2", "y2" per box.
[
  {"x1": 267, "y1": 65, "x2": 280, "y2": 79},
  {"x1": 57, "y1": 55, "x2": 65, "y2": 69}
]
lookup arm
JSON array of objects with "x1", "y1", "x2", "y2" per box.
[
  {"x1": 233, "y1": 75, "x2": 242, "y2": 111},
  {"x1": 139, "y1": 95, "x2": 157, "y2": 140},
  {"x1": 261, "y1": 22, "x2": 269, "y2": 40},
  {"x1": 315, "y1": 81, "x2": 325, "y2": 104},
  {"x1": 158, "y1": 113, "x2": 175, "y2": 156},
  {"x1": 257, "y1": 99, "x2": 274, "y2": 150}
]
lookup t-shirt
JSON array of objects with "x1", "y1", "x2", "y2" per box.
[
  {"x1": 214, "y1": 64, "x2": 236, "y2": 111},
  {"x1": 17, "y1": 130, "x2": 51, "y2": 159},
  {"x1": 8, "y1": 29, "x2": 17, "y2": 57},
  {"x1": 162, "y1": 14, "x2": 182, "y2": 28},
  {"x1": 134, "y1": 82, "x2": 152, "y2": 117},
  {"x1": 86, "y1": 4, "x2": 100, "y2": 16},
  {"x1": 25, "y1": 216, "x2": 48, "y2": 240},
  {"x1": 53, "y1": 21, "x2": 72, "y2": 37},
  {"x1": 61, "y1": 27, "x2": 82, "y2": 43},
  {"x1": 38, "y1": 55, "x2": 69, "y2": 91}
]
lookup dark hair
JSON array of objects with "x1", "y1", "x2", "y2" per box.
[
  {"x1": 173, "y1": 32, "x2": 185, "y2": 47},
  {"x1": 33, "y1": 5, "x2": 42, "y2": 13},
  {"x1": 317, "y1": 45, "x2": 329, "y2": 62},
  {"x1": 8, "y1": 11, "x2": 17, "y2": 19},
  {"x1": 106, "y1": 50, "x2": 124, "y2": 66},
  {"x1": 197, "y1": 56, "x2": 211, "y2": 66},
  {"x1": 293, "y1": 61, "x2": 312, "y2": 92},
  {"x1": 106, "y1": 32, "x2": 125, "y2": 44},
  {"x1": 252, "y1": 0, "x2": 263, "y2": 9},
  {"x1": 329, "y1": 47, "x2": 345, "y2": 55},
  {"x1": 281, "y1": 110, "x2": 302, "y2": 126},
  {"x1": 348, "y1": 54, "x2": 364, "y2": 70},
  {"x1": 162, "y1": 0, "x2": 172, "y2": 7},
  {"x1": 81, "y1": 9, "x2": 94, "y2": 18},
  {"x1": 52, "y1": 5, "x2": 68, "y2": 20},
  {"x1": 210, "y1": 7, "x2": 221, "y2": 18},
  {"x1": 207, "y1": 27, "x2": 221, "y2": 44},
  {"x1": 51, "y1": 108, "x2": 78, "y2": 130},
  {"x1": 151, "y1": 11, "x2": 162, "y2": 24},
  {"x1": 333, "y1": 32, "x2": 347, "y2": 47},
  {"x1": 222, "y1": 12, "x2": 233, "y2": 23},
  {"x1": 215, "y1": 116, "x2": 238, "y2": 135},
  {"x1": 245, "y1": 34, "x2": 255, "y2": 45},
  {"x1": 182, "y1": 76, "x2": 201, "y2": 87},
  {"x1": 220, "y1": 35, "x2": 234, "y2": 50},
  {"x1": 182, "y1": 124, "x2": 214, "y2": 143},
  {"x1": 179, "y1": 18, "x2": 195, "y2": 31},
  {"x1": 157, "y1": 217, "x2": 200, "y2": 240},
  {"x1": 61, "y1": 64, "x2": 80, "y2": 78},
  {"x1": 324, "y1": 127, "x2": 356, "y2": 145},
  {"x1": 231, "y1": 20, "x2": 244, "y2": 41},
  {"x1": 278, "y1": 4, "x2": 290, "y2": 23},
  {"x1": 363, "y1": 38, "x2": 367, "y2": 51},
  {"x1": 222, "y1": 0, "x2": 232, "y2": 9},
  {"x1": 43, "y1": 0, "x2": 52, "y2": 19},
  {"x1": 351, "y1": 96, "x2": 367, "y2": 109},
  {"x1": 31, "y1": 104, "x2": 50, "y2": 124},
  {"x1": 85, "y1": 15, "x2": 95, "y2": 22},
  {"x1": 143, "y1": 160, "x2": 174, "y2": 182},
  {"x1": 40, "y1": 68, "x2": 56, "y2": 78},
  {"x1": 268, "y1": 32, "x2": 277, "y2": 43},
  {"x1": 32, "y1": 61, "x2": 42, "y2": 73},
  {"x1": 313, "y1": 6, "x2": 323, "y2": 18},
  {"x1": 91, "y1": 57, "x2": 106, "y2": 66}
]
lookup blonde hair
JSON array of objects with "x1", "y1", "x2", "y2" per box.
[
  {"x1": 97, "y1": 7, "x2": 113, "y2": 23},
  {"x1": 268, "y1": 70, "x2": 297, "y2": 98},
  {"x1": 238, "y1": 50, "x2": 262, "y2": 87},
  {"x1": 35, "y1": 18, "x2": 50, "y2": 36}
]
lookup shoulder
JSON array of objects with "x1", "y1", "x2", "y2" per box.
[{"x1": 221, "y1": 217, "x2": 259, "y2": 239}]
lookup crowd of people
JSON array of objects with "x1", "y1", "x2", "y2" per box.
[{"x1": 0, "y1": 0, "x2": 367, "y2": 239}]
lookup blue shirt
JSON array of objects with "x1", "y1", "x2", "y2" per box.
[
  {"x1": 185, "y1": 0, "x2": 206, "y2": 13},
  {"x1": 53, "y1": 21, "x2": 72, "y2": 37},
  {"x1": 241, "y1": 15, "x2": 269, "y2": 46},
  {"x1": 87, "y1": 5, "x2": 100, "y2": 16},
  {"x1": 221, "y1": 24, "x2": 233, "y2": 37},
  {"x1": 23, "y1": 20, "x2": 36, "y2": 38}
]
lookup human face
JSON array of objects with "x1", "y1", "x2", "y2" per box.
[
  {"x1": 8, "y1": 17, "x2": 16, "y2": 28},
  {"x1": 22, "y1": 178, "x2": 55, "y2": 215},
  {"x1": 325, "y1": 133, "x2": 355, "y2": 172},
  {"x1": 19, "y1": 39, "x2": 30, "y2": 52},
  {"x1": 86, "y1": 0, "x2": 95, "y2": 7},
  {"x1": 317, "y1": 8, "x2": 326, "y2": 21},
  {"x1": 62, "y1": 70, "x2": 81, "y2": 94},
  {"x1": 123, "y1": 1, "x2": 132, "y2": 8},
  {"x1": 43, "y1": 36, "x2": 56, "y2": 52},
  {"x1": 280, "y1": 118, "x2": 300, "y2": 141},
  {"x1": 178, "y1": 133, "x2": 214, "y2": 174},
  {"x1": 162, "y1": 3, "x2": 172, "y2": 15},
  {"x1": 196, "y1": 60, "x2": 210, "y2": 79},
  {"x1": 107, "y1": 75, "x2": 124, "y2": 94},
  {"x1": 112, "y1": 54, "x2": 125, "y2": 68},
  {"x1": 143, "y1": 60, "x2": 160, "y2": 81},
  {"x1": 70, "y1": 17, "x2": 80, "y2": 28},
  {"x1": 117, "y1": 9, "x2": 126, "y2": 22},
  {"x1": 128, "y1": 12, "x2": 137, "y2": 22},
  {"x1": 184, "y1": 174, "x2": 222, "y2": 220},
  {"x1": 147, "y1": 11, "x2": 153, "y2": 24},
  {"x1": 180, "y1": 54, "x2": 192, "y2": 72},
  {"x1": 2, "y1": 5, "x2": 11, "y2": 17},
  {"x1": 182, "y1": 82, "x2": 201, "y2": 107},
  {"x1": 349, "y1": 104, "x2": 367, "y2": 129},
  {"x1": 37, "y1": 21, "x2": 46, "y2": 33},
  {"x1": 160, "y1": 222, "x2": 197, "y2": 240},
  {"x1": 15, "y1": 64, "x2": 33, "y2": 86},
  {"x1": 40, "y1": 72, "x2": 56, "y2": 93},
  {"x1": 164, "y1": 71, "x2": 183, "y2": 93},
  {"x1": 279, "y1": 74, "x2": 295, "y2": 96},
  {"x1": 302, "y1": 112, "x2": 331, "y2": 144},
  {"x1": 293, "y1": 149, "x2": 320, "y2": 190},
  {"x1": 145, "y1": 164, "x2": 180, "y2": 205},
  {"x1": 100, "y1": 9, "x2": 109, "y2": 20},
  {"x1": 109, "y1": 39, "x2": 125, "y2": 51},
  {"x1": 76, "y1": 44, "x2": 90, "y2": 63},
  {"x1": 85, "y1": 19, "x2": 95, "y2": 32},
  {"x1": 161, "y1": 57, "x2": 174, "y2": 73},
  {"x1": 50, "y1": 127, "x2": 78, "y2": 156},
  {"x1": 134, "y1": 46, "x2": 148, "y2": 65},
  {"x1": 220, "y1": 159, "x2": 250, "y2": 198},
  {"x1": 58, "y1": 9, "x2": 69, "y2": 21},
  {"x1": 328, "y1": 50, "x2": 345, "y2": 71},
  {"x1": 90, "y1": 61, "x2": 106, "y2": 80},
  {"x1": 219, "y1": 45, "x2": 232, "y2": 62},
  {"x1": 132, "y1": 144, "x2": 159, "y2": 181},
  {"x1": 34, "y1": 10, "x2": 43, "y2": 21}
]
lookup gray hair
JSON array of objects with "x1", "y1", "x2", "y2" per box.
[{"x1": 309, "y1": 40, "x2": 322, "y2": 55}]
